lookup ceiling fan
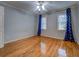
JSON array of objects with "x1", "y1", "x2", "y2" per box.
[{"x1": 35, "y1": 1, "x2": 48, "y2": 12}]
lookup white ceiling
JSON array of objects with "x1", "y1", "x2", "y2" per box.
[{"x1": 2, "y1": 1, "x2": 78, "y2": 14}]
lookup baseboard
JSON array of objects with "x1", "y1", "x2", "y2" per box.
[
  {"x1": 41, "y1": 35, "x2": 64, "y2": 40},
  {"x1": 4, "y1": 35, "x2": 34, "y2": 44}
]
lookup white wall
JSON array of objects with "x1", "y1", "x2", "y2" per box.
[
  {"x1": 4, "y1": 7, "x2": 36, "y2": 43},
  {"x1": 76, "y1": 5, "x2": 79, "y2": 44},
  {"x1": 41, "y1": 6, "x2": 79, "y2": 42},
  {"x1": 0, "y1": 6, "x2": 4, "y2": 48},
  {"x1": 71, "y1": 6, "x2": 78, "y2": 43}
]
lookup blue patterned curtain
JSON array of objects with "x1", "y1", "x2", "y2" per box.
[
  {"x1": 64, "y1": 8, "x2": 75, "y2": 42},
  {"x1": 37, "y1": 15, "x2": 42, "y2": 36}
]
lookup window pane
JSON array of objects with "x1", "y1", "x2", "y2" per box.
[
  {"x1": 58, "y1": 14, "x2": 66, "y2": 30},
  {"x1": 41, "y1": 16, "x2": 47, "y2": 30}
]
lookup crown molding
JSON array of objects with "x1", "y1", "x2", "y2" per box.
[
  {"x1": 0, "y1": 2, "x2": 24, "y2": 11},
  {"x1": 0, "y1": 2, "x2": 35, "y2": 15}
]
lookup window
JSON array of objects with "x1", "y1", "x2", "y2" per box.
[
  {"x1": 41, "y1": 16, "x2": 47, "y2": 30},
  {"x1": 58, "y1": 12, "x2": 67, "y2": 30}
]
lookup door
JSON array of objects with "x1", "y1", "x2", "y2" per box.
[{"x1": 0, "y1": 6, "x2": 4, "y2": 48}]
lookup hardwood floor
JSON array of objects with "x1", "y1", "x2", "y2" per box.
[{"x1": 0, "y1": 36, "x2": 79, "y2": 57}]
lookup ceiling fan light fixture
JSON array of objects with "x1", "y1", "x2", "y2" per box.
[
  {"x1": 36, "y1": 3, "x2": 46, "y2": 11},
  {"x1": 42, "y1": 5, "x2": 45, "y2": 11},
  {"x1": 37, "y1": 5, "x2": 41, "y2": 11}
]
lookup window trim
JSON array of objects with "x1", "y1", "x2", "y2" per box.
[
  {"x1": 57, "y1": 11, "x2": 67, "y2": 31},
  {"x1": 41, "y1": 15, "x2": 47, "y2": 30}
]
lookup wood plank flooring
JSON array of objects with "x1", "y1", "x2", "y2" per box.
[{"x1": 0, "y1": 36, "x2": 79, "y2": 57}]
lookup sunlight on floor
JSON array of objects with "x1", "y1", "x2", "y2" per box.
[
  {"x1": 58, "y1": 48, "x2": 67, "y2": 57},
  {"x1": 40, "y1": 41, "x2": 46, "y2": 55}
]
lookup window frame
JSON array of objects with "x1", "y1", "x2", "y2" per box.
[
  {"x1": 41, "y1": 15, "x2": 47, "y2": 30},
  {"x1": 57, "y1": 11, "x2": 67, "y2": 31}
]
